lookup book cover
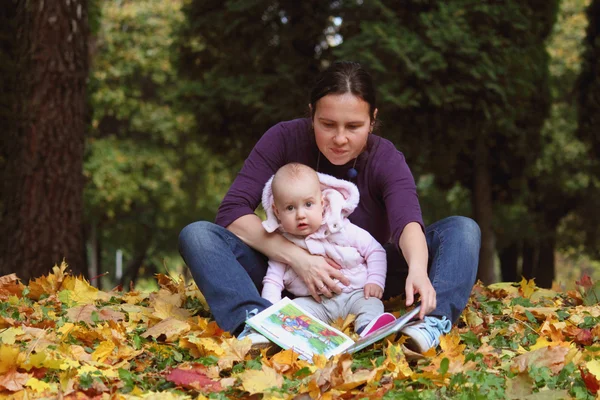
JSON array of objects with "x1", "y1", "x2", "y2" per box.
[{"x1": 246, "y1": 297, "x2": 421, "y2": 361}]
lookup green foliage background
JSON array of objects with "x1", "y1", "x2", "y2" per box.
[{"x1": 85, "y1": 0, "x2": 600, "y2": 289}]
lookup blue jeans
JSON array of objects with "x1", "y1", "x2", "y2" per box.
[{"x1": 178, "y1": 216, "x2": 480, "y2": 333}]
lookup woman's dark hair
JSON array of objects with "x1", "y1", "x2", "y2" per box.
[{"x1": 309, "y1": 61, "x2": 377, "y2": 120}]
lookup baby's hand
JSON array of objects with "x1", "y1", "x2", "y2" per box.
[{"x1": 364, "y1": 283, "x2": 383, "y2": 299}]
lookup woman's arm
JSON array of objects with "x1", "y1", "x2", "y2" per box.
[
  {"x1": 227, "y1": 214, "x2": 351, "y2": 301},
  {"x1": 399, "y1": 222, "x2": 436, "y2": 319}
]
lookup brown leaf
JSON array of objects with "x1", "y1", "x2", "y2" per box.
[
  {"x1": 65, "y1": 304, "x2": 125, "y2": 324},
  {"x1": 0, "y1": 369, "x2": 31, "y2": 391},
  {"x1": 505, "y1": 373, "x2": 534, "y2": 399},
  {"x1": 511, "y1": 345, "x2": 569, "y2": 374}
]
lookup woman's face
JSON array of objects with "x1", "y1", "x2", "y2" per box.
[{"x1": 312, "y1": 93, "x2": 376, "y2": 166}]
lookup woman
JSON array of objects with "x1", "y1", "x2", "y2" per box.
[{"x1": 179, "y1": 61, "x2": 480, "y2": 353}]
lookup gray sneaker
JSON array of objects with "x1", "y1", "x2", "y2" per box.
[
  {"x1": 400, "y1": 316, "x2": 451, "y2": 353},
  {"x1": 237, "y1": 308, "x2": 271, "y2": 348}
]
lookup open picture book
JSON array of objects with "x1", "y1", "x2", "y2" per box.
[{"x1": 245, "y1": 297, "x2": 421, "y2": 361}]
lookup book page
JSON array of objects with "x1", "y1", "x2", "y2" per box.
[{"x1": 246, "y1": 297, "x2": 354, "y2": 360}]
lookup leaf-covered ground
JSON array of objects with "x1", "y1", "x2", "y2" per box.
[{"x1": 1, "y1": 263, "x2": 600, "y2": 399}]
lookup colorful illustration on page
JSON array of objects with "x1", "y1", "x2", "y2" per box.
[{"x1": 266, "y1": 303, "x2": 347, "y2": 354}]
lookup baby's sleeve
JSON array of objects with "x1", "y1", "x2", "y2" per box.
[
  {"x1": 345, "y1": 223, "x2": 387, "y2": 290},
  {"x1": 261, "y1": 260, "x2": 287, "y2": 303}
]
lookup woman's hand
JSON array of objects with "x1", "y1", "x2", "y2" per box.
[
  {"x1": 405, "y1": 268, "x2": 436, "y2": 319},
  {"x1": 364, "y1": 283, "x2": 383, "y2": 299},
  {"x1": 290, "y1": 253, "x2": 350, "y2": 302}
]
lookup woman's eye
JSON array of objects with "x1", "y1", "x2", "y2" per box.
[{"x1": 323, "y1": 123, "x2": 335, "y2": 128}]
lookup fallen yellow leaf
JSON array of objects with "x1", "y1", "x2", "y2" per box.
[
  {"x1": 239, "y1": 365, "x2": 283, "y2": 394},
  {"x1": 92, "y1": 340, "x2": 116, "y2": 362},
  {"x1": 586, "y1": 359, "x2": 600, "y2": 379},
  {"x1": 0, "y1": 327, "x2": 24, "y2": 345},
  {"x1": 141, "y1": 317, "x2": 191, "y2": 342},
  {"x1": 25, "y1": 377, "x2": 54, "y2": 393},
  {"x1": 0, "y1": 345, "x2": 19, "y2": 373}
]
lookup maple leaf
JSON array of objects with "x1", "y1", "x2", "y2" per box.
[
  {"x1": 166, "y1": 366, "x2": 223, "y2": 392},
  {"x1": 65, "y1": 304, "x2": 125, "y2": 324},
  {"x1": 265, "y1": 348, "x2": 302, "y2": 375},
  {"x1": 0, "y1": 345, "x2": 20, "y2": 374},
  {"x1": 0, "y1": 327, "x2": 24, "y2": 345},
  {"x1": 384, "y1": 342, "x2": 413, "y2": 378},
  {"x1": 141, "y1": 317, "x2": 191, "y2": 342},
  {"x1": 576, "y1": 274, "x2": 594, "y2": 290},
  {"x1": 519, "y1": 277, "x2": 536, "y2": 299},
  {"x1": 91, "y1": 340, "x2": 116, "y2": 362},
  {"x1": 439, "y1": 331, "x2": 465, "y2": 360},
  {"x1": 0, "y1": 274, "x2": 25, "y2": 298},
  {"x1": 580, "y1": 367, "x2": 600, "y2": 395},
  {"x1": 27, "y1": 261, "x2": 68, "y2": 300},
  {"x1": 26, "y1": 377, "x2": 55, "y2": 393},
  {"x1": 217, "y1": 337, "x2": 253, "y2": 369},
  {"x1": 59, "y1": 275, "x2": 103, "y2": 306},
  {"x1": 0, "y1": 369, "x2": 31, "y2": 391},
  {"x1": 239, "y1": 365, "x2": 283, "y2": 394},
  {"x1": 511, "y1": 345, "x2": 569, "y2": 374}
]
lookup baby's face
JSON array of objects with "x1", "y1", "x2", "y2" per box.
[{"x1": 273, "y1": 175, "x2": 323, "y2": 236}]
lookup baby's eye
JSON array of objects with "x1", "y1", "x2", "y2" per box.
[
  {"x1": 306, "y1": 202, "x2": 313, "y2": 208},
  {"x1": 286, "y1": 205, "x2": 294, "y2": 211}
]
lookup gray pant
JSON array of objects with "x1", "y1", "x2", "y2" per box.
[{"x1": 292, "y1": 289, "x2": 383, "y2": 332}]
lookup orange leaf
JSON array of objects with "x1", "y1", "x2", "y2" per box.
[{"x1": 0, "y1": 274, "x2": 25, "y2": 297}]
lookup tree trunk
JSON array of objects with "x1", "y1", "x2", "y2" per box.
[
  {"x1": 499, "y1": 242, "x2": 520, "y2": 282},
  {"x1": 120, "y1": 245, "x2": 151, "y2": 289},
  {"x1": 0, "y1": 0, "x2": 88, "y2": 281},
  {"x1": 522, "y1": 240, "x2": 536, "y2": 280},
  {"x1": 473, "y1": 133, "x2": 496, "y2": 284},
  {"x1": 88, "y1": 220, "x2": 102, "y2": 289},
  {"x1": 535, "y1": 235, "x2": 555, "y2": 288}
]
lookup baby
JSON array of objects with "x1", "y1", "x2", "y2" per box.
[{"x1": 260, "y1": 163, "x2": 395, "y2": 337}]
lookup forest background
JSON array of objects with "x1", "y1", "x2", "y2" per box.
[{"x1": 1, "y1": 0, "x2": 600, "y2": 291}]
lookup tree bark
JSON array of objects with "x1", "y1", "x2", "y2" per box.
[
  {"x1": 473, "y1": 133, "x2": 496, "y2": 284},
  {"x1": 535, "y1": 235, "x2": 555, "y2": 288},
  {"x1": 0, "y1": 0, "x2": 88, "y2": 281},
  {"x1": 521, "y1": 240, "x2": 536, "y2": 280},
  {"x1": 499, "y1": 242, "x2": 520, "y2": 282}
]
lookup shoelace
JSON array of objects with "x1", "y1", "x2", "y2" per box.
[
  {"x1": 238, "y1": 308, "x2": 259, "y2": 339},
  {"x1": 418, "y1": 316, "x2": 452, "y2": 343}
]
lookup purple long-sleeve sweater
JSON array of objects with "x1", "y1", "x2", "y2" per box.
[{"x1": 215, "y1": 118, "x2": 424, "y2": 247}]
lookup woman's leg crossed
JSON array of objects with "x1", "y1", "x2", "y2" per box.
[{"x1": 178, "y1": 221, "x2": 272, "y2": 333}]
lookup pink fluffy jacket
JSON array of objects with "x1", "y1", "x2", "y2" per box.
[{"x1": 260, "y1": 172, "x2": 387, "y2": 303}]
